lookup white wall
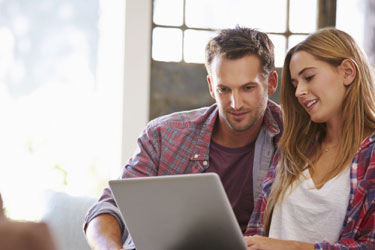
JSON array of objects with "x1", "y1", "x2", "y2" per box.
[{"x1": 121, "y1": 0, "x2": 152, "y2": 169}]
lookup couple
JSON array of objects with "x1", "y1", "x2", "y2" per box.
[{"x1": 84, "y1": 26, "x2": 375, "y2": 249}]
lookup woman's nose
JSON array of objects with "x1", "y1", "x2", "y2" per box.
[{"x1": 295, "y1": 82, "x2": 308, "y2": 98}]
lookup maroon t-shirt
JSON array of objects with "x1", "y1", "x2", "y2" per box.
[{"x1": 205, "y1": 139, "x2": 255, "y2": 233}]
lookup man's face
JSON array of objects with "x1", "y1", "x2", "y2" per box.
[{"x1": 207, "y1": 55, "x2": 276, "y2": 133}]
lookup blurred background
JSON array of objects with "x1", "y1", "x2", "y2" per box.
[{"x1": 0, "y1": 0, "x2": 373, "y2": 221}]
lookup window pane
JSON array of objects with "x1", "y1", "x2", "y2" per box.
[
  {"x1": 153, "y1": 0, "x2": 184, "y2": 26},
  {"x1": 336, "y1": 0, "x2": 365, "y2": 49},
  {"x1": 0, "y1": 0, "x2": 124, "y2": 220},
  {"x1": 185, "y1": 0, "x2": 286, "y2": 32},
  {"x1": 288, "y1": 34, "x2": 308, "y2": 50},
  {"x1": 268, "y1": 34, "x2": 286, "y2": 68},
  {"x1": 289, "y1": 0, "x2": 317, "y2": 33},
  {"x1": 184, "y1": 29, "x2": 216, "y2": 63},
  {"x1": 152, "y1": 27, "x2": 182, "y2": 62}
]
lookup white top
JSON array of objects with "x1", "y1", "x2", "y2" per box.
[{"x1": 269, "y1": 166, "x2": 351, "y2": 243}]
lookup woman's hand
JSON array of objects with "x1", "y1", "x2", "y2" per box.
[
  {"x1": 244, "y1": 235, "x2": 314, "y2": 250},
  {"x1": 245, "y1": 235, "x2": 287, "y2": 250}
]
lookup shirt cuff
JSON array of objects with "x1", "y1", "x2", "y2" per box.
[{"x1": 83, "y1": 200, "x2": 129, "y2": 244}]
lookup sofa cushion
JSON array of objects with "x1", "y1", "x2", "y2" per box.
[{"x1": 41, "y1": 190, "x2": 97, "y2": 250}]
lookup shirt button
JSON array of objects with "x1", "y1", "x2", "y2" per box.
[
  {"x1": 194, "y1": 154, "x2": 199, "y2": 158},
  {"x1": 203, "y1": 161, "x2": 208, "y2": 166}
]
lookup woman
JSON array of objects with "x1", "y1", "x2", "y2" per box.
[{"x1": 244, "y1": 28, "x2": 375, "y2": 249}]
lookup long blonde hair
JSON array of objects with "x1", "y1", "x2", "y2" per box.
[{"x1": 263, "y1": 28, "x2": 375, "y2": 234}]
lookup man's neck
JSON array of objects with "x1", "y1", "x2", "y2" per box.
[{"x1": 212, "y1": 117, "x2": 264, "y2": 148}]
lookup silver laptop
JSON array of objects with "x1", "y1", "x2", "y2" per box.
[{"x1": 109, "y1": 173, "x2": 248, "y2": 250}]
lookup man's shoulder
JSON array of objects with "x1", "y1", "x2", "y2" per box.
[
  {"x1": 266, "y1": 100, "x2": 282, "y2": 118},
  {"x1": 264, "y1": 100, "x2": 283, "y2": 136},
  {"x1": 148, "y1": 104, "x2": 218, "y2": 130}
]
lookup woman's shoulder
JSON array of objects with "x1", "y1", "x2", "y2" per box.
[
  {"x1": 356, "y1": 131, "x2": 375, "y2": 153},
  {"x1": 353, "y1": 131, "x2": 375, "y2": 180}
]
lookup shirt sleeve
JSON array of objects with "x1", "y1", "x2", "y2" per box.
[
  {"x1": 244, "y1": 149, "x2": 280, "y2": 236},
  {"x1": 313, "y1": 240, "x2": 375, "y2": 250},
  {"x1": 83, "y1": 122, "x2": 162, "y2": 244}
]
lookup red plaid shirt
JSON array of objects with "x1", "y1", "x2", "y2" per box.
[
  {"x1": 84, "y1": 101, "x2": 283, "y2": 244},
  {"x1": 245, "y1": 132, "x2": 375, "y2": 249}
]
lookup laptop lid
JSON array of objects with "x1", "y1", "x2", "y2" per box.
[{"x1": 109, "y1": 173, "x2": 248, "y2": 250}]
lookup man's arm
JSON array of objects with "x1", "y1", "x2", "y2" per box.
[
  {"x1": 86, "y1": 213, "x2": 131, "y2": 250},
  {"x1": 84, "y1": 123, "x2": 163, "y2": 249}
]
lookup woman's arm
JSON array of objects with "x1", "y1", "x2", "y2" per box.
[{"x1": 244, "y1": 235, "x2": 314, "y2": 250}]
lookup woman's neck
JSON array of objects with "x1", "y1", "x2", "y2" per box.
[{"x1": 324, "y1": 120, "x2": 342, "y2": 146}]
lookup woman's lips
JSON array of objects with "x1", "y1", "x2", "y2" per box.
[{"x1": 304, "y1": 99, "x2": 318, "y2": 112}]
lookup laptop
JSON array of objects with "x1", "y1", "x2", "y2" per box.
[{"x1": 109, "y1": 173, "x2": 248, "y2": 250}]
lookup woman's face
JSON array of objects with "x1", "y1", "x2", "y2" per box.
[{"x1": 289, "y1": 51, "x2": 347, "y2": 126}]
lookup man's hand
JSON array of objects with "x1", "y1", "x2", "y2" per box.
[{"x1": 0, "y1": 193, "x2": 58, "y2": 250}]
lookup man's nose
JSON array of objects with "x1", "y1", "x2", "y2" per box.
[{"x1": 230, "y1": 91, "x2": 243, "y2": 110}]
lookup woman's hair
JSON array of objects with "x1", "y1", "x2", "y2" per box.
[{"x1": 263, "y1": 27, "x2": 375, "y2": 234}]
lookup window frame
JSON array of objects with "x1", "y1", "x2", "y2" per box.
[{"x1": 151, "y1": 0, "x2": 337, "y2": 64}]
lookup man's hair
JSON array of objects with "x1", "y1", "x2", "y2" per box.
[{"x1": 204, "y1": 25, "x2": 275, "y2": 77}]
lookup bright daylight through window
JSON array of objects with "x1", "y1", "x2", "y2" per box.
[
  {"x1": 0, "y1": 0, "x2": 124, "y2": 220},
  {"x1": 152, "y1": 0, "x2": 317, "y2": 67},
  {"x1": 152, "y1": 0, "x2": 366, "y2": 68}
]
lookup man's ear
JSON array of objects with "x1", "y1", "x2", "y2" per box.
[
  {"x1": 267, "y1": 71, "x2": 278, "y2": 95},
  {"x1": 207, "y1": 75, "x2": 216, "y2": 99},
  {"x1": 341, "y1": 58, "x2": 357, "y2": 86}
]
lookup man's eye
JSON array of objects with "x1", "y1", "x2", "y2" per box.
[
  {"x1": 244, "y1": 86, "x2": 254, "y2": 91},
  {"x1": 218, "y1": 87, "x2": 229, "y2": 93}
]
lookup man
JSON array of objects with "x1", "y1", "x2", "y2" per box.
[
  {"x1": 0, "y1": 194, "x2": 57, "y2": 250},
  {"x1": 84, "y1": 26, "x2": 282, "y2": 250}
]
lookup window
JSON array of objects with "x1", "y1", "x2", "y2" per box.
[
  {"x1": 336, "y1": 0, "x2": 365, "y2": 49},
  {"x1": 152, "y1": 0, "x2": 318, "y2": 67},
  {"x1": 0, "y1": 0, "x2": 125, "y2": 220}
]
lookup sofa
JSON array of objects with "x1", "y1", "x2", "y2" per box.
[{"x1": 41, "y1": 190, "x2": 97, "y2": 250}]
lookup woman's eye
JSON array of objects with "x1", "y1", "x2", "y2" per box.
[{"x1": 305, "y1": 75, "x2": 314, "y2": 81}]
